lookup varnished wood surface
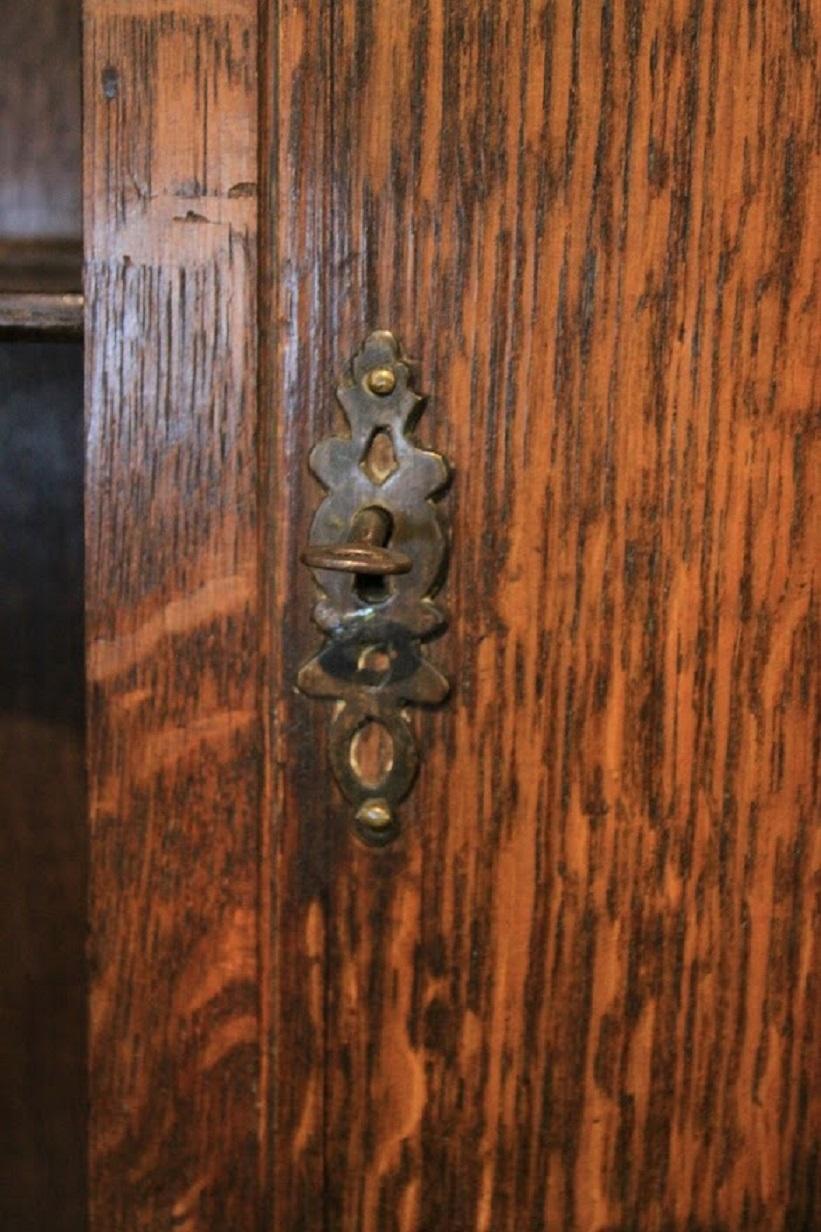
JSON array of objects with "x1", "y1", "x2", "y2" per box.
[
  {"x1": 0, "y1": 342, "x2": 85, "y2": 1231},
  {"x1": 85, "y1": 2, "x2": 262, "y2": 1227},
  {"x1": 267, "y1": 2, "x2": 819, "y2": 1230},
  {"x1": 0, "y1": 0, "x2": 82, "y2": 239},
  {"x1": 87, "y1": 0, "x2": 819, "y2": 1229}
]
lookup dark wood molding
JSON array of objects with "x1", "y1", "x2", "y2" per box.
[{"x1": 0, "y1": 238, "x2": 83, "y2": 294}]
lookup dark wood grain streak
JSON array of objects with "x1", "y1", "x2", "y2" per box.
[
  {"x1": 268, "y1": 2, "x2": 819, "y2": 1229},
  {"x1": 85, "y1": 3, "x2": 263, "y2": 1227}
]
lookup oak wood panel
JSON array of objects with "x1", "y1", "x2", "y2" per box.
[
  {"x1": 0, "y1": 0, "x2": 82, "y2": 239},
  {"x1": 268, "y1": 2, "x2": 819, "y2": 1230},
  {"x1": 85, "y1": 3, "x2": 263, "y2": 1227},
  {"x1": 0, "y1": 342, "x2": 86, "y2": 1232}
]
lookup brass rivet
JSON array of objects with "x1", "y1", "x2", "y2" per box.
[
  {"x1": 366, "y1": 367, "x2": 397, "y2": 396},
  {"x1": 356, "y1": 798, "x2": 393, "y2": 831}
]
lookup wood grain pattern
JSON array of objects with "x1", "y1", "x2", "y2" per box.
[
  {"x1": 85, "y1": 3, "x2": 263, "y2": 1227},
  {"x1": 267, "y1": 2, "x2": 819, "y2": 1229},
  {"x1": 0, "y1": 0, "x2": 82, "y2": 239},
  {"x1": 0, "y1": 342, "x2": 86, "y2": 1232}
]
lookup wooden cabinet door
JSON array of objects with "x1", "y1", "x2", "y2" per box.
[{"x1": 86, "y1": 2, "x2": 818, "y2": 1229}]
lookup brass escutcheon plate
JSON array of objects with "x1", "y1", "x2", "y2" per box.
[{"x1": 297, "y1": 331, "x2": 451, "y2": 843}]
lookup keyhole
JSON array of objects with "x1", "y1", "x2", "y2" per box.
[
  {"x1": 355, "y1": 572, "x2": 388, "y2": 604},
  {"x1": 354, "y1": 505, "x2": 393, "y2": 605}
]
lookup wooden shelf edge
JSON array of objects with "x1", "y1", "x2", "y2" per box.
[
  {"x1": 0, "y1": 292, "x2": 84, "y2": 340},
  {"x1": 0, "y1": 236, "x2": 83, "y2": 338}
]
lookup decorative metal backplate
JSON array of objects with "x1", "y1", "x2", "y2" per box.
[{"x1": 298, "y1": 331, "x2": 450, "y2": 844}]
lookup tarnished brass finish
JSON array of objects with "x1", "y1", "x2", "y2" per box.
[
  {"x1": 300, "y1": 506, "x2": 412, "y2": 574},
  {"x1": 298, "y1": 330, "x2": 451, "y2": 842}
]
